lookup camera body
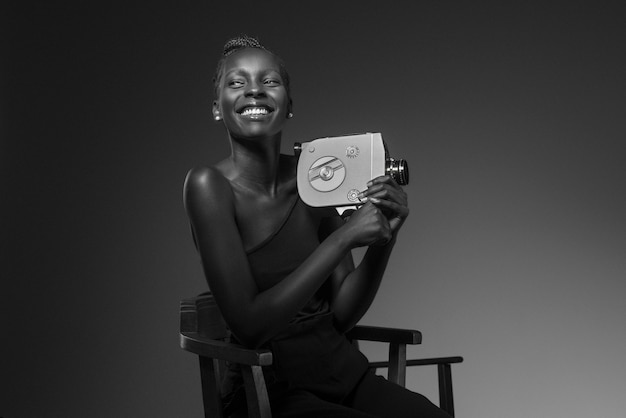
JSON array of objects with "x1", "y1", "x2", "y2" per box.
[{"x1": 295, "y1": 132, "x2": 408, "y2": 208}]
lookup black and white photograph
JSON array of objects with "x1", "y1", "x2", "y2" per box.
[{"x1": 3, "y1": 1, "x2": 625, "y2": 417}]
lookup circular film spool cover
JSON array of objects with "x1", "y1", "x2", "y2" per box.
[{"x1": 308, "y1": 156, "x2": 345, "y2": 192}]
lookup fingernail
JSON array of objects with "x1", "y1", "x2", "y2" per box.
[{"x1": 367, "y1": 181, "x2": 373, "y2": 187}]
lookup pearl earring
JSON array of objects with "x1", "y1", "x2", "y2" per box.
[
  {"x1": 287, "y1": 112, "x2": 294, "y2": 119},
  {"x1": 214, "y1": 115, "x2": 221, "y2": 121}
]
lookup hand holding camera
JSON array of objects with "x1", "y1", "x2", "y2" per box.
[
  {"x1": 359, "y1": 175, "x2": 409, "y2": 235},
  {"x1": 341, "y1": 200, "x2": 394, "y2": 248}
]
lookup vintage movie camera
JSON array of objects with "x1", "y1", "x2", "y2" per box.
[{"x1": 295, "y1": 132, "x2": 408, "y2": 209}]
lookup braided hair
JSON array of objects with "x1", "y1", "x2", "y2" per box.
[{"x1": 212, "y1": 35, "x2": 291, "y2": 101}]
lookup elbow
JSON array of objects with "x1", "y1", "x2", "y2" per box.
[
  {"x1": 221, "y1": 296, "x2": 289, "y2": 348},
  {"x1": 331, "y1": 309, "x2": 356, "y2": 335},
  {"x1": 333, "y1": 317, "x2": 356, "y2": 335},
  {"x1": 331, "y1": 300, "x2": 363, "y2": 334},
  {"x1": 230, "y1": 328, "x2": 269, "y2": 349},
  {"x1": 227, "y1": 317, "x2": 272, "y2": 349}
]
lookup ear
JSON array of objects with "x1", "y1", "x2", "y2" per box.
[
  {"x1": 212, "y1": 101, "x2": 221, "y2": 121},
  {"x1": 287, "y1": 99, "x2": 293, "y2": 117}
]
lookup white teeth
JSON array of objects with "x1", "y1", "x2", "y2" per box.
[{"x1": 241, "y1": 107, "x2": 269, "y2": 116}]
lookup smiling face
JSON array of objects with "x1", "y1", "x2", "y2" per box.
[{"x1": 213, "y1": 48, "x2": 292, "y2": 140}]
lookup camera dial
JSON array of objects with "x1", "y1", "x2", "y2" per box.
[{"x1": 308, "y1": 156, "x2": 346, "y2": 192}]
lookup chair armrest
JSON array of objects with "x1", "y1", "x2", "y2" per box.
[
  {"x1": 406, "y1": 356, "x2": 464, "y2": 367},
  {"x1": 346, "y1": 325, "x2": 422, "y2": 345},
  {"x1": 368, "y1": 356, "x2": 464, "y2": 369},
  {"x1": 180, "y1": 332, "x2": 273, "y2": 366}
]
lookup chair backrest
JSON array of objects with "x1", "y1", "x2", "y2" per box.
[
  {"x1": 180, "y1": 293, "x2": 229, "y2": 418},
  {"x1": 181, "y1": 292, "x2": 228, "y2": 339}
]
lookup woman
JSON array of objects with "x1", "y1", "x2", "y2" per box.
[{"x1": 184, "y1": 35, "x2": 450, "y2": 418}]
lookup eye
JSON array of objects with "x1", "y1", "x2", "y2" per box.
[
  {"x1": 228, "y1": 79, "x2": 245, "y2": 88},
  {"x1": 263, "y1": 78, "x2": 281, "y2": 86}
]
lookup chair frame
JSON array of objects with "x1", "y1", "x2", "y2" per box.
[{"x1": 180, "y1": 294, "x2": 462, "y2": 418}]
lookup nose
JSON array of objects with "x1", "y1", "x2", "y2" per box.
[{"x1": 244, "y1": 80, "x2": 266, "y2": 97}]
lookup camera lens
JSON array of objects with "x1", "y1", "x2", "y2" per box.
[{"x1": 386, "y1": 158, "x2": 409, "y2": 185}]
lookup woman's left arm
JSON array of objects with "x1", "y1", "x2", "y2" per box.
[{"x1": 324, "y1": 175, "x2": 409, "y2": 332}]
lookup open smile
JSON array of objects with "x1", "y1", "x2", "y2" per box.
[{"x1": 237, "y1": 105, "x2": 274, "y2": 117}]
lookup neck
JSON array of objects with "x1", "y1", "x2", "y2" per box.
[{"x1": 228, "y1": 133, "x2": 283, "y2": 195}]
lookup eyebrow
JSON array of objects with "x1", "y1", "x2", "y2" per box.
[{"x1": 224, "y1": 68, "x2": 281, "y2": 78}]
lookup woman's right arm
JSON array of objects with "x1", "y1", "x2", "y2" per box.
[{"x1": 183, "y1": 167, "x2": 388, "y2": 348}]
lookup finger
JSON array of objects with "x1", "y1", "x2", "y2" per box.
[
  {"x1": 388, "y1": 216, "x2": 405, "y2": 232},
  {"x1": 368, "y1": 199, "x2": 406, "y2": 233},
  {"x1": 363, "y1": 187, "x2": 407, "y2": 207},
  {"x1": 364, "y1": 186, "x2": 405, "y2": 201},
  {"x1": 368, "y1": 196, "x2": 409, "y2": 218},
  {"x1": 366, "y1": 178, "x2": 401, "y2": 194},
  {"x1": 367, "y1": 175, "x2": 398, "y2": 188},
  {"x1": 361, "y1": 181, "x2": 402, "y2": 197}
]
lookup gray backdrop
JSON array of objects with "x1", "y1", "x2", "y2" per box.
[{"x1": 3, "y1": 1, "x2": 625, "y2": 417}]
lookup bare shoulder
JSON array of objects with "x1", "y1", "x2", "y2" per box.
[
  {"x1": 183, "y1": 165, "x2": 234, "y2": 213},
  {"x1": 184, "y1": 165, "x2": 228, "y2": 190}
]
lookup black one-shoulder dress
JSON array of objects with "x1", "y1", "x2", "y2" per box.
[{"x1": 222, "y1": 197, "x2": 369, "y2": 414}]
